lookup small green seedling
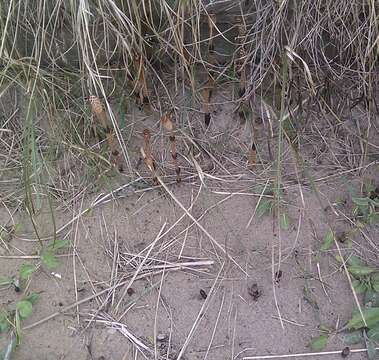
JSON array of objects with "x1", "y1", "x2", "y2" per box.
[
  {"x1": 40, "y1": 239, "x2": 69, "y2": 269},
  {"x1": 308, "y1": 324, "x2": 335, "y2": 351},
  {"x1": 308, "y1": 334, "x2": 328, "y2": 352},
  {"x1": 0, "y1": 292, "x2": 39, "y2": 358},
  {"x1": 341, "y1": 256, "x2": 379, "y2": 359},
  {"x1": 306, "y1": 255, "x2": 379, "y2": 358},
  {"x1": 351, "y1": 183, "x2": 379, "y2": 225},
  {"x1": 254, "y1": 186, "x2": 290, "y2": 230},
  {"x1": 0, "y1": 239, "x2": 68, "y2": 357},
  {"x1": 320, "y1": 229, "x2": 334, "y2": 251}
]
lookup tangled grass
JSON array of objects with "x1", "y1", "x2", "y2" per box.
[{"x1": 0, "y1": 0, "x2": 378, "y2": 230}]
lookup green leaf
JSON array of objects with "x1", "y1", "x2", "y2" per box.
[
  {"x1": 347, "y1": 255, "x2": 366, "y2": 267},
  {"x1": 348, "y1": 265, "x2": 376, "y2": 277},
  {"x1": 19, "y1": 263, "x2": 36, "y2": 280},
  {"x1": 352, "y1": 279, "x2": 368, "y2": 294},
  {"x1": 371, "y1": 273, "x2": 379, "y2": 293},
  {"x1": 347, "y1": 308, "x2": 379, "y2": 330},
  {"x1": 41, "y1": 250, "x2": 59, "y2": 269},
  {"x1": 352, "y1": 197, "x2": 370, "y2": 207},
  {"x1": 280, "y1": 213, "x2": 290, "y2": 230},
  {"x1": 255, "y1": 200, "x2": 272, "y2": 218},
  {"x1": 24, "y1": 292, "x2": 38, "y2": 305},
  {"x1": 16, "y1": 300, "x2": 33, "y2": 319},
  {"x1": 341, "y1": 330, "x2": 364, "y2": 345},
  {"x1": 320, "y1": 229, "x2": 334, "y2": 251},
  {"x1": 367, "y1": 324, "x2": 379, "y2": 341},
  {"x1": 47, "y1": 239, "x2": 69, "y2": 251},
  {"x1": 308, "y1": 335, "x2": 328, "y2": 351}
]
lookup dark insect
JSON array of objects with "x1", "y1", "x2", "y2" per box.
[
  {"x1": 275, "y1": 270, "x2": 283, "y2": 283},
  {"x1": 199, "y1": 289, "x2": 207, "y2": 299},
  {"x1": 127, "y1": 288, "x2": 135, "y2": 296},
  {"x1": 247, "y1": 283, "x2": 262, "y2": 301},
  {"x1": 341, "y1": 346, "x2": 350, "y2": 358}
]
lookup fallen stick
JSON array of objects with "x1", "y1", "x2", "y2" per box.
[{"x1": 242, "y1": 347, "x2": 379, "y2": 359}]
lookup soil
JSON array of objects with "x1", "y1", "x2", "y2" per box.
[{"x1": 1, "y1": 88, "x2": 378, "y2": 360}]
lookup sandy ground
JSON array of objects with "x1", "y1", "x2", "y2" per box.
[{"x1": 1, "y1": 89, "x2": 378, "y2": 360}]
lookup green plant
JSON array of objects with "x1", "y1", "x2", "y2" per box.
[
  {"x1": 351, "y1": 183, "x2": 379, "y2": 225},
  {"x1": 40, "y1": 239, "x2": 69, "y2": 269},
  {"x1": 319, "y1": 228, "x2": 334, "y2": 251},
  {"x1": 0, "y1": 239, "x2": 68, "y2": 357},
  {"x1": 0, "y1": 292, "x2": 39, "y2": 358},
  {"x1": 307, "y1": 255, "x2": 379, "y2": 358},
  {"x1": 253, "y1": 185, "x2": 290, "y2": 230}
]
